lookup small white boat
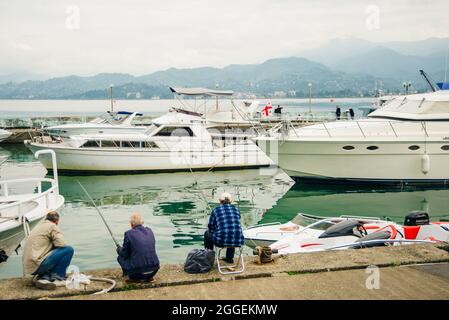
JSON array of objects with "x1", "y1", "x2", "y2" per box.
[
  {"x1": 44, "y1": 111, "x2": 146, "y2": 139},
  {"x1": 25, "y1": 121, "x2": 274, "y2": 174},
  {"x1": 266, "y1": 212, "x2": 449, "y2": 255},
  {"x1": 244, "y1": 213, "x2": 396, "y2": 248},
  {"x1": 0, "y1": 129, "x2": 11, "y2": 143},
  {"x1": 0, "y1": 150, "x2": 64, "y2": 263}
]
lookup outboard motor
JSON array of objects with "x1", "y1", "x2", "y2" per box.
[
  {"x1": 404, "y1": 211, "x2": 429, "y2": 226},
  {"x1": 319, "y1": 220, "x2": 363, "y2": 239}
]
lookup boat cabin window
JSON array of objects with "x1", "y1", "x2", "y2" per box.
[
  {"x1": 101, "y1": 141, "x2": 120, "y2": 148},
  {"x1": 144, "y1": 141, "x2": 158, "y2": 148},
  {"x1": 122, "y1": 141, "x2": 141, "y2": 148},
  {"x1": 408, "y1": 145, "x2": 420, "y2": 151},
  {"x1": 441, "y1": 145, "x2": 449, "y2": 151},
  {"x1": 81, "y1": 140, "x2": 158, "y2": 148},
  {"x1": 81, "y1": 140, "x2": 101, "y2": 148},
  {"x1": 342, "y1": 145, "x2": 355, "y2": 150},
  {"x1": 155, "y1": 126, "x2": 195, "y2": 137},
  {"x1": 366, "y1": 146, "x2": 378, "y2": 151}
]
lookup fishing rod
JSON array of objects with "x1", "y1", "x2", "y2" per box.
[{"x1": 76, "y1": 179, "x2": 120, "y2": 248}]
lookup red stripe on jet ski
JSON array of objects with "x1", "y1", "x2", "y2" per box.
[
  {"x1": 363, "y1": 225, "x2": 381, "y2": 230},
  {"x1": 300, "y1": 243, "x2": 322, "y2": 248}
]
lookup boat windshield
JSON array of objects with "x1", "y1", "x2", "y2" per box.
[
  {"x1": 291, "y1": 214, "x2": 335, "y2": 230},
  {"x1": 89, "y1": 112, "x2": 132, "y2": 125}
]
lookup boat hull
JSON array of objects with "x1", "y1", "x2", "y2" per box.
[
  {"x1": 257, "y1": 138, "x2": 449, "y2": 185},
  {"x1": 26, "y1": 142, "x2": 274, "y2": 174}
]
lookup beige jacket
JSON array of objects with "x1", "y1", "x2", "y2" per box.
[{"x1": 22, "y1": 220, "x2": 67, "y2": 276}]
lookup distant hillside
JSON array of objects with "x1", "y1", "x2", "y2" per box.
[
  {"x1": 0, "y1": 57, "x2": 396, "y2": 99},
  {"x1": 298, "y1": 37, "x2": 449, "y2": 89}
]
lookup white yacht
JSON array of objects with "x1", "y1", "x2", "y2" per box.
[
  {"x1": 25, "y1": 120, "x2": 273, "y2": 174},
  {"x1": 256, "y1": 90, "x2": 449, "y2": 184},
  {"x1": 0, "y1": 129, "x2": 11, "y2": 143},
  {"x1": 44, "y1": 111, "x2": 145, "y2": 139}
]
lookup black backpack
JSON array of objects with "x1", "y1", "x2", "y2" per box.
[{"x1": 184, "y1": 249, "x2": 215, "y2": 274}]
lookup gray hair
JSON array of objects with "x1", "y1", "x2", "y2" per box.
[
  {"x1": 46, "y1": 211, "x2": 60, "y2": 223},
  {"x1": 130, "y1": 213, "x2": 144, "y2": 226},
  {"x1": 219, "y1": 192, "x2": 233, "y2": 204}
]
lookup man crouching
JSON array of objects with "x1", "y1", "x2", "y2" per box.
[
  {"x1": 117, "y1": 213, "x2": 160, "y2": 282},
  {"x1": 23, "y1": 211, "x2": 74, "y2": 290}
]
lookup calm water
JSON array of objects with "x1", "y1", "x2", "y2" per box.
[
  {"x1": 1, "y1": 98, "x2": 448, "y2": 279},
  {"x1": 0, "y1": 98, "x2": 373, "y2": 119},
  {"x1": 1, "y1": 144, "x2": 448, "y2": 279}
]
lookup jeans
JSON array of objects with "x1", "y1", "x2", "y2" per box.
[
  {"x1": 204, "y1": 230, "x2": 235, "y2": 261},
  {"x1": 33, "y1": 246, "x2": 74, "y2": 278},
  {"x1": 128, "y1": 267, "x2": 159, "y2": 280}
]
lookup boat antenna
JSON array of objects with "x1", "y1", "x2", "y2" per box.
[
  {"x1": 109, "y1": 84, "x2": 114, "y2": 113},
  {"x1": 419, "y1": 70, "x2": 438, "y2": 92},
  {"x1": 445, "y1": 45, "x2": 448, "y2": 83},
  {"x1": 76, "y1": 179, "x2": 120, "y2": 248}
]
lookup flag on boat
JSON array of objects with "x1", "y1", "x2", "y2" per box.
[{"x1": 261, "y1": 102, "x2": 273, "y2": 117}]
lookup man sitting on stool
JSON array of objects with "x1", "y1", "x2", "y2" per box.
[
  {"x1": 117, "y1": 213, "x2": 160, "y2": 282},
  {"x1": 204, "y1": 192, "x2": 244, "y2": 263},
  {"x1": 23, "y1": 211, "x2": 74, "y2": 290}
]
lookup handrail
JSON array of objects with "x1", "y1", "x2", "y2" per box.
[
  {"x1": 285, "y1": 119, "x2": 443, "y2": 140},
  {"x1": 0, "y1": 184, "x2": 59, "y2": 222},
  {"x1": 246, "y1": 221, "x2": 282, "y2": 230},
  {"x1": 0, "y1": 180, "x2": 58, "y2": 211}
]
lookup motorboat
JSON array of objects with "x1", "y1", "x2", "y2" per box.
[
  {"x1": 0, "y1": 150, "x2": 64, "y2": 263},
  {"x1": 244, "y1": 213, "x2": 399, "y2": 248},
  {"x1": 255, "y1": 89, "x2": 449, "y2": 184},
  {"x1": 44, "y1": 111, "x2": 146, "y2": 139},
  {"x1": 0, "y1": 129, "x2": 11, "y2": 143},
  {"x1": 25, "y1": 120, "x2": 274, "y2": 174},
  {"x1": 266, "y1": 211, "x2": 449, "y2": 255}
]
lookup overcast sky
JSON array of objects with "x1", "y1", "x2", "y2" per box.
[{"x1": 1, "y1": 0, "x2": 448, "y2": 76}]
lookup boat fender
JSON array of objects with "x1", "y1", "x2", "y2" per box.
[{"x1": 421, "y1": 153, "x2": 430, "y2": 174}]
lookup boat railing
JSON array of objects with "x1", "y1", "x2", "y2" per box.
[
  {"x1": 307, "y1": 120, "x2": 440, "y2": 139},
  {"x1": 0, "y1": 177, "x2": 60, "y2": 221},
  {"x1": 0, "y1": 150, "x2": 61, "y2": 222},
  {"x1": 339, "y1": 215, "x2": 383, "y2": 221},
  {"x1": 245, "y1": 221, "x2": 282, "y2": 230}
]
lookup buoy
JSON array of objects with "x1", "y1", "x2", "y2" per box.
[{"x1": 421, "y1": 153, "x2": 430, "y2": 174}]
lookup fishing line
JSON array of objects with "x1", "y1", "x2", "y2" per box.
[{"x1": 76, "y1": 179, "x2": 120, "y2": 247}]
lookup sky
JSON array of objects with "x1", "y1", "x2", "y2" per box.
[{"x1": 0, "y1": 0, "x2": 448, "y2": 77}]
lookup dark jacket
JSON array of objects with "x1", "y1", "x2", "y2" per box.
[{"x1": 117, "y1": 225, "x2": 159, "y2": 275}]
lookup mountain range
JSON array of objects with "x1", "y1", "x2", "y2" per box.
[{"x1": 0, "y1": 37, "x2": 447, "y2": 99}]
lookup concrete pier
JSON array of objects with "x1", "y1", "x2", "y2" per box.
[{"x1": 0, "y1": 244, "x2": 448, "y2": 300}]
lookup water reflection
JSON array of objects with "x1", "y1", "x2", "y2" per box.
[{"x1": 259, "y1": 183, "x2": 449, "y2": 225}]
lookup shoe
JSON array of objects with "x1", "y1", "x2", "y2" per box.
[
  {"x1": 35, "y1": 279, "x2": 56, "y2": 290},
  {"x1": 50, "y1": 273, "x2": 66, "y2": 281},
  {"x1": 53, "y1": 280, "x2": 67, "y2": 287},
  {"x1": 125, "y1": 277, "x2": 155, "y2": 283}
]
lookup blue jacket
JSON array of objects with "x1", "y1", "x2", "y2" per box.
[
  {"x1": 208, "y1": 204, "x2": 244, "y2": 247},
  {"x1": 117, "y1": 225, "x2": 159, "y2": 275}
]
